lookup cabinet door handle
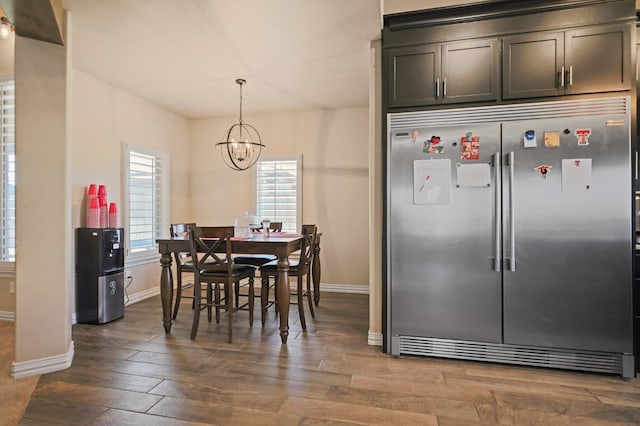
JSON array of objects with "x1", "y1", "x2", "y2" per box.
[
  {"x1": 559, "y1": 66, "x2": 565, "y2": 87},
  {"x1": 436, "y1": 78, "x2": 440, "y2": 98},
  {"x1": 567, "y1": 66, "x2": 573, "y2": 86},
  {"x1": 443, "y1": 78, "x2": 447, "y2": 98}
]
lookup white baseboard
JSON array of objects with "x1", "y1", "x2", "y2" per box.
[
  {"x1": 11, "y1": 340, "x2": 74, "y2": 379},
  {"x1": 124, "y1": 284, "x2": 368, "y2": 302},
  {"x1": 0, "y1": 310, "x2": 15, "y2": 322},
  {"x1": 321, "y1": 283, "x2": 369, "y2": 294},
  {"x1": 125, "y1": 286, "x2": 161, "y2": 306},
  {"x1": 73, "y1": 282, "x2": 364, "y2": 314},
  {"x1": 368, "y1": 330, "x2": 383, "y2": 346}
]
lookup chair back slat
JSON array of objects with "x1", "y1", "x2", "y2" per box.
[
  {"x1": 269, "y1": 222, "x2": 283, "y2": 232},
  {"x1": 299, "y1": 224, "x2": 317, "y2": 268},
  {"x1": 198, "y1": 226, "x2": 234, "y2": 238},
  {"x1": 188, "y1": 226, "x2": 234, "y2": 273},
  {"x1": 186, "y1": 225, "x2": 255, "y2": 342},
  {"x1": 170, "y1": 223, "x2": 196, "y2": 264}
]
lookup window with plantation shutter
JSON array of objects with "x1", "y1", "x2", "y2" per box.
[
  {"x1": 125, "y1": 147, "x2": 168, "y2": 260},
  {"x1": 256, "y1": 158, "x2": 301, "y2": 233},
  {"x1": 0, "y1": 80, "x2": 15, "y2": 261}
]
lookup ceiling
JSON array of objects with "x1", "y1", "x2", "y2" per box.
[
  {"x1": 45, "y1": 0, "x2": 640, "y2": 120},
  {"x1": 62, "y1": 0, "x2": 383, "y2": 119}
]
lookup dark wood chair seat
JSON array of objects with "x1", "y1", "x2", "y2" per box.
[
  {"x1": 170, "y1": 223, "x2": 224, "y2": 319},
  {"x1": 234, "y1": 221, "x2": 283, "y2": 266},
  {"x1": 232, "y1": 254, "x2": 277, "y2": 266},
  {"x1": 260, "y1": 259, "x2": 302, "y2": 268}
]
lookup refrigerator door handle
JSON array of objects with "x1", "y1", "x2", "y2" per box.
[
  {"x1": 494, "y1": 152, "x2": 502, "y2": 272},
  {"x1": 508, "y1": 151, "x2": 516, "y2": 272}
]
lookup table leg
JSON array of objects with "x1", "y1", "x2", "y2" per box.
[
  {"x1": 312, "y1": 239, "x2": 321, "y2": 306},
  {"x1": 277, "y1": 256, "x2": 290, "y2": 344},
  {"x1": 159, "y1": 251, "x2": 174, "y2": 333}
]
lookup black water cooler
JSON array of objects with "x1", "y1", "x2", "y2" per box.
[{"x1": 76, "y1": 228, "x2": 125, "y2": 324}]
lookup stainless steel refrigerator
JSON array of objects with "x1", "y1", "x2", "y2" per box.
[{"x1": 386, "y1": 96, "x2": 635, "y2": 377}]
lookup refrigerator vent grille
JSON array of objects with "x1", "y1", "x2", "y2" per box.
[
  {"x1": 388, "y1": 97, "x2": 629, "y2": 128},
  {"x1": 398, "y1": 336, "x2": 623, "y2": 375}
]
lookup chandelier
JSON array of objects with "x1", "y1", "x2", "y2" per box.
[{"x1": 216, "y1": 79, "x2": 265, "y2": 171}]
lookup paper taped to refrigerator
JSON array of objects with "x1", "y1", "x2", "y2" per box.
[
  {"x1": 413, "y1": 159, "x2": 450, "y2": 204},
  {"x1": 456, "y1": 163, "x2": 491, "y2": 187},
  {"x1": 562, "y1": 158, "x2": 592, "y2": 191}
]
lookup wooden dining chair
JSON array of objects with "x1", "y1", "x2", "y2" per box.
[
  {"x1": 199, "y1": 226, "x2": 249, "y2": 309},
  {"x1": 260, "y1": 224, "x2": 317, "y2": 329},
  {"x1": 187, "y1": 226, "x2": 256, "y2": 341},
  {"x1": 248, "y1": 221, "x2": 283, "y2": 233},
  {"x1": 267, "y1": 221, "x2": 283, "y2": 232},
  {"x1": 234, "y1": 221, "x2": 282, "y2": 266},
  {"x1": 169, "y1": 222, "x2": 197, "y2": 320}
]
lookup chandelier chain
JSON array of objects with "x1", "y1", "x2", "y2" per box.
[
  {"x1": 238, "y1": 81, "x2": 243, "y2": 124},
  {"x1": 236, "y1": 78, "x2": 246, "y2": 125}
]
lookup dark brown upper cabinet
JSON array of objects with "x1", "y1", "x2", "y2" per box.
[
  {"x1": 386, "y1": 38, "x2": 499, "y2": 108},
  {"x1": 503, "y1": 24, "x2": 631, "y2": 100}
]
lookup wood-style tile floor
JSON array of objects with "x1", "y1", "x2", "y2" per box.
[
  {"x1": 18, "y1": 292, "x2": 640, "y2": 425},
  {"x1": 0, "y1": 322, "x2": 39, "y2": 425}
]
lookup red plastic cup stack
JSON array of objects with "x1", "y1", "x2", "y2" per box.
[
  {"x1": 98, "y1": 185, "x2": 108, "y2": 228},
  {"x1": 85, "y1": 184, "x2": 97, "y2": 227},
  {"x1": 99, "y1": 196, "x2": 108, "y2": 228},
  {"x1": 87, "y1": 196, "x2": 100, "y2": 228},
  {"x1": 108, "y1": 203, "x2": 118, "y2": 228}
]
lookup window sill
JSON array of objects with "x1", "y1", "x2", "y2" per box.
[
  {"x1": 0, "y1": 261, "x2": 15, "y2": 278},
  {"x1": 125, "y1": 254, "x2": 160, "y2": 268}
]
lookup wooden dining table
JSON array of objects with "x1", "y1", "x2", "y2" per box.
[{"x1": 156, "y1": 232, "x2": 304, "y2": 344}]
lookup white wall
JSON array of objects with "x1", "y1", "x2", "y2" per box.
[
  {"x1": 14, "y1": 35, "x2": 71, "y2": 367},
  {"x1": 384, "y1": 0, "x2": 487, "y2": 15},
  {"x1": 369, "y1": 40, "x2": 383, "y2": 345},
  {"x1": 71, "y1": 78, "x2": 369, "y2": 304},
  {"x1": 9, "y1": 12, "x2": 191, "y2": 374},
  {"x1": 0, "y1": 278, "x2": 14, "y2": 318},
  {"x1": 190, "y1": 108, "x2": 370, "y2": 288},
  {"x1": 0, "y1": 31, "x2": 13, "y2": 78},
  {"x1": 68, "y1": 74, "x2": 369, "y2": 308},
  {"x1": 69, "y1": 68, "x2": 191, "y2": 299}
]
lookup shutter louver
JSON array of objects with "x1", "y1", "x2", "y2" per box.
[
  {"x1": 256, "y1": 160, "x2": 298, "y2": 233},
  {"x1": 0, "y1": 81, "x2": 15, "y2": 261},
  {"x1": 128, "y1": 151, "x2": 165, "y2": 254}
]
